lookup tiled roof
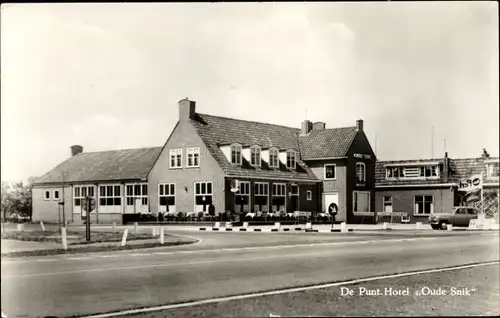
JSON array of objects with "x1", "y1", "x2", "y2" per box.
[
  {"x1": 33, "y1": 147, "x2": 163, "y2": 185},
  {"x1": 191, "y1": 113, "x2": 320, "y2": 181},
  {"x1": 449, "y1": 157, "x2": 499, "y2": 184},
  {"x1": 375, "y1": 157, "x2": 500, "y2": 186},
  {"x1": 298, "y1": 127, "x2": 358, "y2": 160}
]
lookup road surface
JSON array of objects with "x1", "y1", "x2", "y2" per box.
[{"x1": 1, "y1": 231, "x2": 499, "y2": 317}]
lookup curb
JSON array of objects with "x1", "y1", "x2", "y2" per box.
[{"x1": 239, "y1": 228, "x2": 247, "y2": 232}]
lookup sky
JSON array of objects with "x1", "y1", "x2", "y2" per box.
[{"x1": 1, "y1": 2, "x2": 499, "y2": 183}]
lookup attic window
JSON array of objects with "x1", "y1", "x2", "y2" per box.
[
  {"x1": 286, "y1": 150, "x2": 296, "y2": 169},
  {"x1": 231, "y1": 144, "x2": 242, "y2": 165},
  {"x1": 250, "y1": 146, "x2": 261, "y2": 167},
  {"x1": 269, "y1": 147, "x2": 279, "y2": 168},
  {"x1": 487, "y1": 162, "x2": 499, "y2": 178}
]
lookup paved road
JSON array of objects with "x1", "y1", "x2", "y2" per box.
[{"x1": 1, "y1": 231, "x2": 498, "y2": 317}]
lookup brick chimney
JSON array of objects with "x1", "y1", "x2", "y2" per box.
[
  {"x1": 356, "y1": 119, "x2": 364, "y2": 132},
  {"x1": 179, "y1": 98, "x2": 196, "y2": 123},
  {"x1": 300, "y1": 120, "x2": 313, "y2": 135},
  {"x1": 481, "y1": 148, "x2": 490, "y2": 159},
  {"x1": 443, "y1": 152, "x2": 449, "y2": 182},
  {"x1": 70, "y1": 145, "x2": 83, "y2": 156}
]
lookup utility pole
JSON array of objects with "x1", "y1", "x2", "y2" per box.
[{"x1": 61, "y1": 170, "x2": 66, "y2": 227}]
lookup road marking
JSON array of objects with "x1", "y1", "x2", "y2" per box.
[{"x1": 78, "y1": 260, "x2": 500, "y2": 318}]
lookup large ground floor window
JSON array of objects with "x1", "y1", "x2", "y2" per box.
[
  {"x1": 353, "y1": 191, "x2": 370, "y2": 213},
  {"x1": 73, "y1": 185, "x2": 95, "y2": 216},
  {"x1": 195, "y1": 181, "x2": 212, "y2": 212},
  {"x1": 159, "y1": 183, "x2": 175, "y2": 213},
  {"x1": 254, "y1": 182, "x2": 269, "y2": 212},
  {"x1": 414, "y1": 195, "x2": 433, "y2": 215},
  {"x1": 235, "y1": 181, "x2": 250, "y2": 213},
  {"x1": 125, "y1": 183, "x2": 148, "y2": 213},
  {"x1": 98, "y1": 185, "x2": 121, "y2": 213},
  {"x1": 272, "y1": 183, "x2": 286, "y2": 213}
]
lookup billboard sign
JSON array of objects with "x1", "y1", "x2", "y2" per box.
[{"x1": 458, "y1": 174, "x2": 482, "y2": 193}]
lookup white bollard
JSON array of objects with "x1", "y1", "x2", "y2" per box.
[
  {"x1": 17, "y1": 224, "x2": 24, "y2": 232},
  {"x1": 152, "y1": 226, "x2": 157, "y2": 237},
  {"x1": 61, "y1": 227, "x2": 68, "y2": 250},
  {"x1": 243, "y1": 222, "x2": 249, "y2": 229},
  {"x1": 305, "y1": 222, "x2": 312, "y2": 229},
  {"x1": 112, "y1": 221, "x2": 116, "y2": 232},
  {"x1": 383, "y1": 222, "x2": 388, "y2": 230},
  {"x1": 416, "y1": 222, "x2": 422, "y2": 230},
  {"x1": 447, "y1": 224, "x2": 453, "y2": 231},
  {"x1": 160, "y1": 226, "x2": 164, "y2": 244},
  {"x1": 134, "y1": 222, "x2": 138, "y2": 234},
  {"x1": 40, "y1": 221, "x2": 46, "y2": 232},
  {"x1": 214, "y1": 222, "x2": 220, "y2": 228},
  {"x1": 340, "y1": 222, "x2": 348, "y2": 232},
  {"x1": 274, "y1": 222, "x2": 281, "y2": 229},
  {"x1": 121, "y1": 229, "x2": 129, "y2": 246}
]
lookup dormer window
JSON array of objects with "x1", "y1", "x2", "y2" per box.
[
  {"x1": 250, "y1": 146, "x2": 261, "y2": 167},
  {"x1": 486, "y1": 161, "x2": 499, "y2": 179},
  {"x1": 269, "y1": 147, "x2": 279, "y2": 168},
  {"x1": 286, "y1": 150, "x2": 296, "y2": 169},
  {"x1": 386, "y1": 164, "x2": 440, "y2": 180},
  {"x1": 231, "y1": 144, "x2": 242, "y2": 165}
]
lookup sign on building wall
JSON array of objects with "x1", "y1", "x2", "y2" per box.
[
  {"x1": 458, "y1": 174, "x2": 482, "y2": 193},
  {"x1": 353, "y1": 153, "x2": 372, "y2": 160}
]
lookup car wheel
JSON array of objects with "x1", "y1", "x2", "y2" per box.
[
  {"x1": 439, "y1": 222, "x2": 449, "y2": 230},
  {"x1": 431, "y1": 224, "x2": 440, "y2": 230}
]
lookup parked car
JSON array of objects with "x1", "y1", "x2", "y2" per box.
[{"x1": 429, "y1": 206, "x2": 480, "y2": 230}]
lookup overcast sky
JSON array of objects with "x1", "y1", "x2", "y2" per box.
[{"x1": 1, "y1": 2, "x2": 498, "y2": 182}]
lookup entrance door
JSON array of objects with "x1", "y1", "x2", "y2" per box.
[{"x1": 324, "y1": 193, "x2": 339, "y2": 214}]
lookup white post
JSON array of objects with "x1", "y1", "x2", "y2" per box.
[
  {"x1": 340, "y1": 222, "x2": 347, "y2": 232},
  {"x1": 416, "y1": 222, "x2": 422, "y2": 230},
  {"x1": 112, "y1": 221, "x2": 116, "y2": 232},
  {"x1": 40, "y1": 221, "x2": 46, "y2": 232},
  {"x1": 305, "y1": 222, "x2": 312, "y2": 229},
  {"x1": 214, "y1": 222, "x2": 220, "y2": 228},
  {"x1": 447, "y1": 224, "x2": 453, "y2": 231},
  {"x1": 134, "y1": 222, "x2": 138, "y2": 234},
  {"x1": 243, "y1": 222, "x2": 249, "y2": 229},
  {"x1": 160, "y1": 226, "x2": 164, "y2": 244},
  {"x1": 121, "y1": 229, "x2": 129, "y2": 246},
  {"x1": 17, "y1": 224, "x2": 24, "y2": 232},
  {"x1": 152, "y1": 226, "x2": 157, "y2": 237},
  {"x1": 383, "y1": 222, "x2": 388, "y2": 230},
  {"x1": 61, "y1": 227, "x2": 68, "y2": 250},
  {"x1": 274, "y1": 222, "x2": 280, "y2": 229}
]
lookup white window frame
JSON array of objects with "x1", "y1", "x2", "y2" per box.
[
  {"x1": 414, "y1": 195, "x2": 433, "y2": 216},
  {"x1": 230, "y1": 143, "x2": 242, "y2": 165},
  {"x1": 186, "y1": 147, "x2": 200, "y2": 168},
  {"x1": 269, "y1": 147, "x2": 279, "y2": 168},
  {"x1": 169, "y1": 148, "x2": 183, "y2": 169},
  {"x1": 53, "y1": 190, "x2": 60, "y2": 201},
  {"x1": 250, "y1": 145, "x2": 261, "y2": 167},
  {"x1": 286, "y1": 150, "x2": 296, "y2": 169},
  {"x1": 386, "y1": 165, "x2": 440, "y2": 180},
  {"x1": 353, "y1": 191, "x2": 371, "y2": 213},
  {"x1": 73, "y1": 185, "x2": 95, "y2": 213},
  {"x1": 383, "y1": 195, "x2": 393, "y2": 211},
  {"x1": 158, "y1": 183, "x2": 175, "y2": 212},
  {"x1": 194, "y1": 181, "x2": 213, "y2": 213},
  {"x1": 272, "y1": 183, "x2": 286, "y2": 197},
  {"x1": 356, "y1": 162, "x2": 366, "y2": 183},
  {"x1": 306, "y1": 190, "x2": 312, "y2": 201},
  {"x1": 486, "y1": 163, "x2": 499, "y2": 179},
  {"x1": 234, "y1": 181, "x2": 251, "y2": 213},
  {"x1": 254, "y1": 182, "x2": 270, "y2": 213},
  {"x1": 324, "y1": 164, "x2": 336, "y2": 180},
  {"x1": 44, "y1": 190, "x2": 51, "y2": 201},
  {"x1": 98, "y1": 184, "x2": 122, "y2": 207},
  {"x1": 125, "y1": 183, "x2": 148, "y2": 206}
]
